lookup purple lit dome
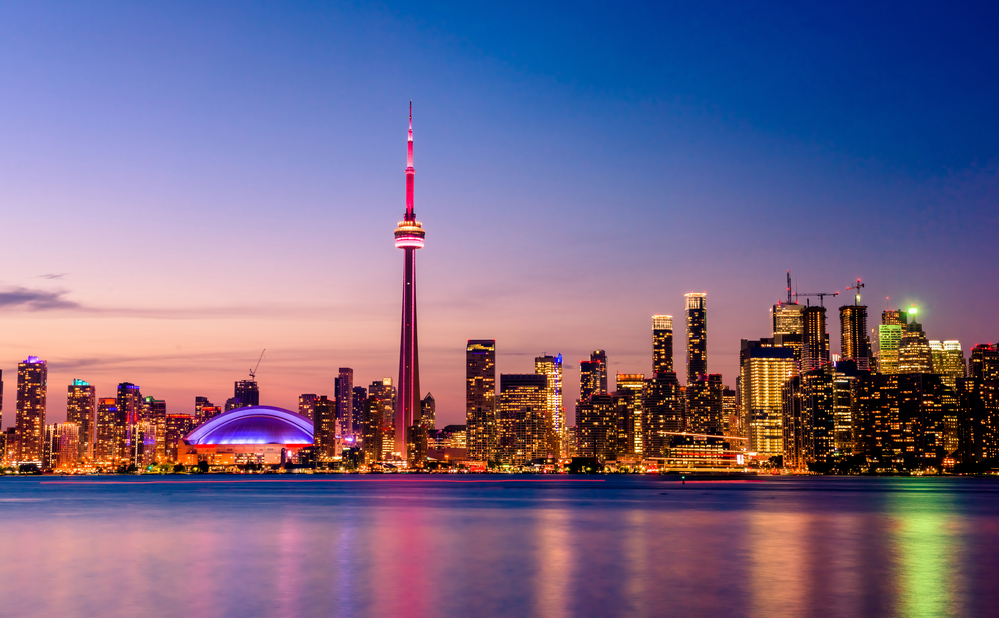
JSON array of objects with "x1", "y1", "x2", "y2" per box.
[{"x1": 184, "y1": 406, "x2": 313, "y2": 445}]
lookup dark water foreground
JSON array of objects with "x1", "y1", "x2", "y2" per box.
[{"x1": 1, "y1": 475, "x2": 997, "y2": 617}]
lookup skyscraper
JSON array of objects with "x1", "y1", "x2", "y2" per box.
[
  {"x1": 66, "y1": 379, "x2": 96, "y2": 462},
  {"x1": 614, "y1": 373, "x2": 645, "y2": 456},
  {"x1": 687, "y1": 373, "x2": 724, "y2": 436},
  {"x1": 589, "y1": 350, "x2": 608, "y2": 394},
  {"x1": 577, "y1": 394, "x2": 618, "y2": 463},
  {"x1": 535, "y1": 354, "x2": 564, "y2": 457},
  {"x1": 233, "y1": 380, "x2": 259, "y2": 409},
  {"x1": 931, "y1": 341, "x2": 966, "y2": 389},
  {"x1": 165, "y1": 414, "x2": 194, "y2": 462},
  {"x1": 336, "y1": 368, "x2": 354, "y2": 440},
  {"x1": 685, "y1": 293, "x2": 707, "y2": 384},
  {"x1": 15, "y1": 356, "x2": 47, "y2": 464},
  {"x1": 839, "y1": 304, "x2": 871, "y2": 371},
  {"x1": 740, "y1": 339, "x2": 797, "y2": 456},
  {"x1": 652, "y1": 315, "x2": 674, "y2": 375},
  {"x1": 772, "y1": 301, "x2": 804, "y2": 363},
  {"x1": 970, "y1": 344, "x2": 999, "y2": 381},
  {"x1": 898, "y1": 308, "x2": 933, "y2": 374},
  {"x1": 145, "y1": 396, "x2": 167, "y2": 463},
  {"x1": 94, "y1": 398, "x2": 119, "y2": 465},
  {"x1": 878, "y1": 309, "x2": 907, "y2": 375},
  {"x1": 466, "y1": 340, "x2": 497, "y2": 463},
  {"x1": 116, "y1": 383, "x2": 144, "y2": 467},
  {"x1": 420, "y1": 393, "x2": 435, "y2": 431},
  {"x1": 314, "y1": 395, "x2": 337, "y2": 461},
  {"x1": 801, "y1": 305, "x2": 829, "y2": 371},
  {"x1": 496, "y1": 374, "x2": 548, "y2": 465},
  {"x1": 394, "y1": 103, "x2": 427, "y2": 463}
]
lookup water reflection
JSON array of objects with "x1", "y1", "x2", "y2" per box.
[
  {"x1": 535, "y1": 508, "x2": 572, "y2": 617},
  {"x1": 748, "y1": 509, "x2": 808, "y2": 617}
]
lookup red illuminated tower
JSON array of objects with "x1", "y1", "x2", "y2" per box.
[{"x1": 394, "y1": 102, "x2": 426, "y2": 461}]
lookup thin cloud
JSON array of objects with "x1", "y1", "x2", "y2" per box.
[
  {"x1": 0, "y1": 287, "x2": 79, "y2": 310},
  {"x1": 38, "y1": 273, "x2": 67, "y2": 280}
]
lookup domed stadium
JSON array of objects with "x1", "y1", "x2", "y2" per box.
[{"x1": 177, "y1": 406, "x2": 313, "y2": 467}]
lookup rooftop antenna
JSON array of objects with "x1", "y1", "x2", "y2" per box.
[
  {"x1": 786, "y1": 271, "x2": 792, "y2": 304},
  {"x1": 249, "y1": 349, "x2": 266, "y2": 382}
]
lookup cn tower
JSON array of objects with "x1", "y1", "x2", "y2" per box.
[{"x1": 393, "y1": 102, "x2": 426, "y2": 461}]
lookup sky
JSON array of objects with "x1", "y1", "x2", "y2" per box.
[{"x1": 0, "y1": 1, "x2": 996, "y2": 427}]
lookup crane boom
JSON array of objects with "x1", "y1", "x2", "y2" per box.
[
  {"x1": 249, "y1": 349, "x2": 266, "y2": 381},
  {"x1": 846, "y1": 278, "x2": 865, "y2": 305}
]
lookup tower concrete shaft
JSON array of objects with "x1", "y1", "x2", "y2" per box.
[{"x1": 394, "y1": 102, "x2": 426, "y2": 461}]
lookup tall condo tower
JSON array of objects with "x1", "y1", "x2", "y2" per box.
[
  {"x1": 394, "y1": 102, "x2": 426, "y2": 460},
  {"x1": 652, "y1": 315, "x2": 674, "y2": 375},
  {"x1": 685, "y1": 293, "x2": 707, "y2": 384}
]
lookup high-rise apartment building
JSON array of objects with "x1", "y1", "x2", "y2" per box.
[
  {"x1": 195, "y1": 397, "x2": 221, "y2": 427},
  {"x1": 781, "y1": 365, "x2": 834, "y2": 471},
  {"x1": 652, "y1": 315, "x2": 674, "y2": 375},
  {"x1": 643, "y1": 372, "x2": 680, "y2": 457},
  {"x1": 772, "y1": 301, "x2": 805, "y2": 362},
  {"x1": 466, "y1": 340, "x2": 496, "y2": 463},
  {"x1": 353, "y1": 386, "x2": 368, "y2": 440},
  {"x1": 369, "y1": 378, "x2": 396, "y2": 460},
  {"x1": 740, "y1": 340, "x2": 797, "y2": 456},
  {"x1": 878, "y1": 310, "x2": 908, "y2": 374},
  {"x1": 94, "y1": 398, "x2": 119, "y2": 465},
  {"x1": 335, "y1": 368, "x2": 354, "y2": 440},
  {"x1": 165, "y1": 414, "x2": 194, "y2": 461},
  {"x1": 362, "y1": 396, "x2": 384, "y2": 464},
  {"x1": 298, "y1": 394, "x2": 318, "y2": 420},
  {"x1": 687, "y1": 373, "x2": 723, "y2": 436},
  {"x1": 15, "y1": 356, "x2": 47, "y2": 464},
  {"x1": 801, "y1": 306, "x2": 829, "y2": 371},
  {"x1": 577, "y1": 394, "x2": 618, "y2": 463},
  {"x1": 66, "y1": 379, "x2": 96, "y2": 462},
  {"x1": 116, "y1": 383, "x2": 144, "y2": 467},
  {"x1": 615, "y1": 374, "x2": 645, "y2": 457},
  {"x1": 314, "y1": 396, "x2": 337, "y2": 461},
  {"x1": 898, "y1": 311, "x2": 933, "y2": 374},
  {"x1": 956, "y1": 377, "x2": 999, "y2": 465},
  {"x1": 685, "y1": 293, "x2": 707, "y2": 384},
  {"x1": 839, "y1": 304, "x2": 871, "y2": 371},
  {"x1": 535, "y1": 354, "x2": 564, "y2": 457},
  {"x1": 145, "y1": 397, "x2": 167, "y2": 463},
  {"x1": 589, "y1": 350, "x2": 609, "y2": 394},
  {"x1": 44, "y1": 422, "x2": 79, "y2": 470},
  {"x1": 496, "y1": 374, "x2": 547, "y2": 465}
]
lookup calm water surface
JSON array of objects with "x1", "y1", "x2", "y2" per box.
[{"x1": 1, "y1": 475, "x2": 997, "y2": 617}]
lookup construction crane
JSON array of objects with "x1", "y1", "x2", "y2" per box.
[
  {"x1": 249, "y1": 349, "x2": 266, "y2": 382},
  {"x1": 846, "y1": 278, "x2": 865, "y2": 305},
  {"x1": 794, "y1": 291, "x2": 839, "y2": 307}
]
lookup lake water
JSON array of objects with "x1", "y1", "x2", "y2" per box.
[{"x1": 1, "y1": 475, "x2": 997, "y2": 617}]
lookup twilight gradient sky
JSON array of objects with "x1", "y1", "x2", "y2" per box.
[{"x1": 0, "y1": 1, "x2": 996, "y2": 426}]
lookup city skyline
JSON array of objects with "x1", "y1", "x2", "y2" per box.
[{"x1": 0, "y1": 3, "x2": 996, "y2": 427}]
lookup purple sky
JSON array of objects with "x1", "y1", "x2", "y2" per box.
[{"x1": 0, "y1": 2, "x2": 996, "y2": 427}]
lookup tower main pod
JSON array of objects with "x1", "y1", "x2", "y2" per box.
[{"x1": 394, "y1": 103, "x2": 426, "y2": 462}]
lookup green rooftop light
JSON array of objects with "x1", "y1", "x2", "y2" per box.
[{"x1": 908, "y1": 306, "x2": 918, "y2": 315}]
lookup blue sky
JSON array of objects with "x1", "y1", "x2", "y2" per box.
[{"x1": 0, "y1": 1, "x2": 996, "y2": 424}]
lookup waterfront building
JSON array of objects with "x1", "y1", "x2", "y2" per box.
[
  {"x1": 833, "y1": 368, "x2": 857, "y2": 454},
  {"x1": 535, "y1": 354, "x2": 565, "y2": 457},
  {"x1": 685, "y1": 293, "x2": 707, "y2": 384},
  {"x1": 653, "y1": 315, "x2": 674, "y2": 375},
  {"x1": 970, "y1": 344, "x2": 999, "y2": 381},
  {"x1": 839, "y1": 304, "x2": 871, "y2": 371},
  {"x1": 145, "y1": 397, "x2": 167, "y2": 463},
  {"x1": 94, "y1": 398, "x2": 119, "y2": 465},
  {"x1": 801, "y1": 306, "x2": 829, "y2": 371},
  {"x1": 165, "y1": 414, "x2": 194, "y2": 461},
  {"x1": 615, "y1": 374, "x2": 645, "y2": 457},
  {"x1": 66, "y1": 379, "x2": 96, "y2": 462},
  {"x1": 782, "y1": 364, "x2": 834, "y2": 471},
  {"x1": 393, "y1": 104, "x2": 427, "y2": 463},
  {"x1": 15, "y1": 356, "x2": 47, "y2": 464},
  {"x1": 362, "y1": 397, "x2": 384, "y2": 464},
  {"x1": 577, "y1": 394, "x2": 618, "y2": 463},
  {"x1": 314, "y1": 396, "x2": 337, "y2": 461},
  {"x1": 44, "y1": 422, "x2": 79, "y2": 470},
  {"x1": 643, "y1": 372, "x2": 681, "y2": 458},
  {"x1": 369, "y1": 378, "x2": 397, "y2": 460},
  {"x1": 2, "y1": 427, "x2": 15, "y2": 465},
  {"x1": 421, "y1": 393, "x2": 435, "y2": 431},
  {"x1": 466, "y1": 340, "x2": 496, "y2": 463},
  {"x1": 195, "y1": 397, "x2": 221, "y2": 427},
  {"x1": 496, "y1": 374, "x2": 547, "y2": 465},
  {"x1": 722, "y1": 387, "x2": 739, "y2": 437},
  {"x1": 116, "y1": 383, "x2": 144, "y2": 467},
  {"x1": 898, "y1": 310, "x2": 933, "y2": 373},
  {"x1": 176, "y1": 406, "x2": 313, "y2": 467},
  {"x1": 298, "y1": 394, "x2": 318, "y2": 420},
  {"x1": 956, "y1": 377, "x2": 999, "y2": 465},
  {"x1": 740, "y1": 340, "x2": 797, "y2": 456},
  {"x1": 335, "y1": 368, "x2": 354, "y2": 440},
  {"x1": 853, "y1": 373, "x2": 951, "y2": 471},
  {"x1": 353, "y1": 386, "x2": 368, "y2": 440},
  {"x1": 686, "y1": 373, "x2": 723, "y2": 436},
  {"x1": 772, "y1": 301, "x2": 804, "y2": 362}
]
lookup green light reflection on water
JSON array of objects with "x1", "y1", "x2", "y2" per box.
[{"x1": 889, "y1": 484, "x2": 962, "y2": 618}]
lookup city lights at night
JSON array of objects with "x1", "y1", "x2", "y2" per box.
[{"x1": 0, "y1": 2, "x2": 997, "y2": 616}]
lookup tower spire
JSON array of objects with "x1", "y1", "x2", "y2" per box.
[{"x1": 406, "y1": 101, "x2": 415, "y2": 220}]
